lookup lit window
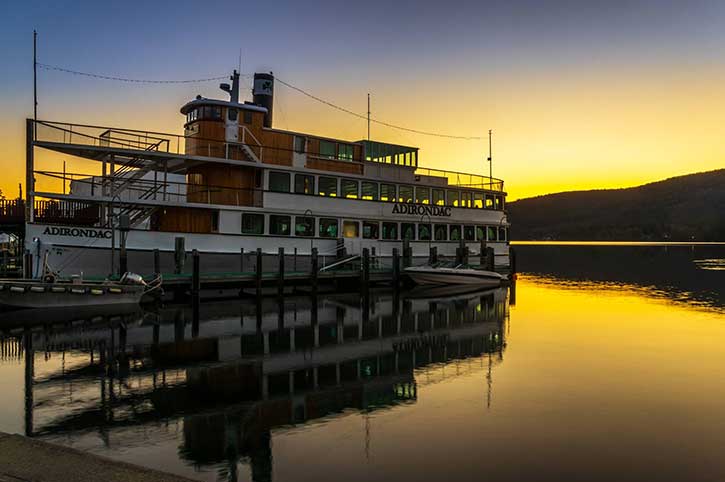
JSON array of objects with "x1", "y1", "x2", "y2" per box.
[
  {"x1": 319, "y1": 218, "x2": 338, "y2": 238},
  {"x1": 341, "y1": 179, "x2": 359, "y2": 199},
  {"x1": 399, "y1": 185, "x2": 414, "y2": 203},
  {"x1": 320, "y1": 140, "x2": 336, "y2": 159},
  {"x1": 461, "y1": 192, "x2": 473, "y2": 208},
  {"x1": 449, "y1": 225, "x2": 461, "y2": 241},
  {"x1": 269, "y1": 172, "x2": 290, "y2": 193},
  {"x1": 295, "y1": 216, "x2": 314, "y2": 237},
  {"x1": 343, "y1": 220, "x2": 359, "y2": 238},
  {"x1": 242, "y1": 213, "x2": 264, "y2": 234},
  {"x1": 294, "y1": 174, "x2": 314, "y2": 195},
  {"x1": 415, "y1": 187, "x2": 430, "y2": 204},
  {"x1": 270, "y1": 215, "x2": 291, "y2": 236},
  {"x1": 363, "y1": 221, "x2": 379, "y2": 239},
  {"x1": 339, "y1": 144, "x2": 353, "y2": 160},
  {"x1": 432, "y1": 189, "x2": 445, "y2": 206},
  {"x1": 474, "y1": 192, "x2": 483, "y2": 209},
  {"x1": 485, "y1": 195, "x2": 494, "y2": 209},
  {"x1": 447, "y1": 190, "x2": 460, "y2": 207},
  {"x1": 362, "y1": 182, "x2": 378, "y2": 200},
  {"x1": 382, "y1": 222, "x2": 398, "y2": 240},
  {"x1": 318, "y1": 176, "x2": 338, "y2": 197},
  {"x1": 380, "y1": 183, "x2": 396, "y2": 202},
  {"x1": 476, "y1": 226, "x2": 485, "y2": 241},
  {"x1": 495, "y1": 196, "x2": 503, "y2": 210}
]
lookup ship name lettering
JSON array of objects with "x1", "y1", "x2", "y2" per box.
[
  {"x1": 391, "y1": 203, "x2": 452, "y2": 217},
  {"x1": 42, "y1": 226, "x2": 113, "y2": 239}
]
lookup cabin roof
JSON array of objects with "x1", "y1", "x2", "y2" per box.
[{"x1": 180, "y1": 98, "x2": 268, "y2": 115}]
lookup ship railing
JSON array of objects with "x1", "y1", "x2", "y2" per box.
[
  {"x1": 33, "y1": 200, "x2": 100, "y2": 226},
  {"x1": 34, "y1": 120, "x2": 177, "y2": 153},
  {"x1": 414, "y1": 167, "x2": 504, "y2": 192}
]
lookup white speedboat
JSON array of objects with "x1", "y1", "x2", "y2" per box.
[{"x1": 404, "y1": 263, "x2": 505, "y2": 287}]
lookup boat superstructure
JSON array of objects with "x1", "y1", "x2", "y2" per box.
[{"x1": 6, "y1": 69, "x2": 509, "y2": 278}]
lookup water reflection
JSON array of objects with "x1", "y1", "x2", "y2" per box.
[
  {"x1": 0, "y1": 285, "x2": 508, "y2": 481},
  {"x1": 515, "y1": 244, "x2": 725, "y2": 310}
]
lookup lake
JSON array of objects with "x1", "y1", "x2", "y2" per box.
[{"x1": 0, "y1": 244, "x2": 723, "y2": 481}]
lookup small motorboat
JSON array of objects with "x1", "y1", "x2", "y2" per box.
[
  {"x1": 0, "y1": 272, "x2": 161, "y2": 310},
  {"x1": 404, "y1": 262, "x2": 505, "y2": 287}
]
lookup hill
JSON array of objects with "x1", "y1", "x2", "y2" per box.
[{"x1": 507, "y1": 169, "x2": 725, "y2": 241}]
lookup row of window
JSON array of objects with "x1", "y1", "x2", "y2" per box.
[
  {"x1": 241, "y1": 213, "x2": 508, "y2": 242},
  {"x1": 268, "y1": 171, "x2": 505, "y2": 209},
  {"x1": 186, "y1": 105, "x2": 253, "y2": 124}
]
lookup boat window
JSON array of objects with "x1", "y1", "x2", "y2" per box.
[
  {"x1": 487, "y1": 226, "x2": 497, "y2": 241},
  {"x1": 242, "y1": 213, "x2": 265, "y2": 234},
  {"x1": 473, "y1": 192, "x2": 484, "y2": 209},
  {"x1": 432, "y1": 189, "x2": 445, "y2": 206},
  {"x1": 499, "y1": 226, "x2": 507, "y2": 241},
  {"x1": 228, "y1": 107, "x2": 238, "y2": 122},
  {"x1": 461, "y1": 192, "x2": 473, "y2": 208},
  {"x1": 434, "y1": 224, "x2": 447, "y2": 241},
  {"x1": 243, "y1": 110, "x2": 253, "y2": 124},
  {"x1": 341, "y1": 179, "x2": 359, "y2": 199},
  {"x1": 401, "y1": 223, "x2": 416, "y2": 240},
  {"x1": 294, "y1": 174, "x2": 315, "y2": 195},
  {"x1": 363, "y1": 221, "x2": 379, "y2": 239},
  {"x1": 382, "y1": 222, "x2": 398, "y2": 240},
  {"x1": 449, "y1": 225, "x2": 461, "y2": 241},
  {"x1": 380, "y1": 183, "x2": 396, "y2": 202},
  {"x1": 415, "y1": 187, "x2": 430, "y2": 205},
  {"x1": 270, "y1": 215, "x2": 292, "y2": 236},
  {"x1": 476, "y1": 225, "x2": 485, "y2": 241},
  {"x1": 211, "y1": 211, "x2": 219, "y2": 233},
  {"x1": 294, "y1": 136, "x2": 306, "y2": 154},
  {"x1": 320, "y1": 140, "x2": 336, "y2": 159},
  {"x1": 319, "y1": 218, "x2": 338, "y2": 238},
  {"x1": 418, "y1": 223, "x2": 432, "y2": 241},
  {"x1": 343, "y1": 220, "x2": 359, "y2": 238},
  {"x1": 485, "y1": 194, "x2": 494, "y2": 209},
  {"x1": 361, "y1": 182, "x2": 378, "y2": 201},
  {"x1": 295, "y1": 216, "x2": 315, "y2": 237},
  {"x1": 269, "y1": 171, "x2": 290, "y2": 193},
  {"x1": 447, "y1": 190, "x2": 460, "y2": 207},
  {"x1": 464, "y1": 225, "x2": 476, "y2": 241},
  {"x1": 339, "y1": 144, "x2": 354, "y2": 161},
  {"x1": 495, "y1": 195, "x2": 503, "y2": 210},
  {"x1": 399, "y1": 185, "x2": 414, "y2": 203},
  {"x1": 318, "y1": 176, "x2": 338, "y2": 197}
]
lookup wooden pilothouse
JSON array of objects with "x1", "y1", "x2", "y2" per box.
[{"x1": 13, "y1": 68, "x2": 510, "y2": 278}]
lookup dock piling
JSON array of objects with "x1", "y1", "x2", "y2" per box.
[
  {"x1": 174, "y1": 237, "x2": 185, "y2": 274},
  {"x1": 153, "y1": 249, "x2": 160, "y2": 276},
  {"x1": 311, "y1": 247, "x2": 319, "y2": 295},
  {"x1": 429, "y1": 246, "x2": 437, "y2": 265},
  {"x1": 362, "y1": 248, "x2": 370, "y2": 290},
  {"x1": 392, "y1": 248, "x2": 400, "y2": 287},
  {"x1": 255, "y1": 248, "x2": 262, "y2": 297},
  {"x1": 402, "y1": 239, "x2": 412, "y2": 268},
  {"x1": 240, "y1": 247, "x2": 244, "y2": 273},
  {"x1": 278, "y1": 247, "x2": 285, "y2": 297}
]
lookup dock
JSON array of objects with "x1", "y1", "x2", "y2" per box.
[{"x1": 0, "y1": 432, "x2": 195, "y2": 482}]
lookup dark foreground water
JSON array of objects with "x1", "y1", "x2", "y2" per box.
[{"x1": 0, "y1": 244, "x2": 724, "y2": 482}]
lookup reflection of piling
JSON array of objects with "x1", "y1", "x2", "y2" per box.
[
  {"x1": 23, "y1": 328, "x2": 34, "y2": 437},
  {"x1": 192, "y1": 250, "x2": 200, "y2": 330}
]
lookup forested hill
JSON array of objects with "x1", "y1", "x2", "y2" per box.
[{"x1": 507, "y1": 169, "x2": 725, "y2": 241}]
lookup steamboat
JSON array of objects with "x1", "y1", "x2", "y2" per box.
[{"x1": 4, "y1": 70, "x2": 509, "y2": 278}]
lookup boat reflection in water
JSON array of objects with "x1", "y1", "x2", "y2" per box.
[{"x1": 0, "y1": 284, "x2": 509, "y2": 481}]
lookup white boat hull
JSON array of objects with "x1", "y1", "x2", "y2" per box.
[{"x1": 405, "y1": 267, "x2": 504, "y2": 287}]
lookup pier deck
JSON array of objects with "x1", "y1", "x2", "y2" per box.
[{"x1": 0, "y1": 432, "x2": 194, "y2": 482}]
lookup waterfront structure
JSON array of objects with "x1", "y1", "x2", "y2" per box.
[{"x1": 13, "y1": 70, "x2": 509, "y2": 277}]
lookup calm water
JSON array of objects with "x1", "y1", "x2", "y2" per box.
[{"x1": 0, "y1": 244, "x2": 724, "y2": 482}]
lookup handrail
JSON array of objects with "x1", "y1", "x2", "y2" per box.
[{"x1": 319, "y1": 255, "x2": 360, "y2": 272}]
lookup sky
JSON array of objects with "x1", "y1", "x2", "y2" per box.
[{"x1": 1, "y1": 0, "x2": 724, "y2": 200}]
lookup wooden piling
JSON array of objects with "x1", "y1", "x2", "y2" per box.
[
  {"x1": 240, "y1": 247, "x2": 244, "y2": 273},
  {"x1": 311, "y1": 247, "x2": 319, "y2": 295},
  {"x1": 153, "y1": 249, "x2": 160, "y2": 276},
  {"x1": 362, "y1": 248, "x2": 370, "y2": 289},
  {"x1": 23, "y1": 251, "x2": 32, "y2": 279},
  {"x1": 485, "y1": 247, "x2": 495, "y2": 271},
  {"x1": 255, "y1": 248, "x2": 262, "y2": 297},
  {"x1": 278, "y1": 247, "x2": 285, "y2": 297},
  {"x1": 174, "y1": 237, "x2": 185, "y2": 274},
  {"x1": 191, "y1": 250, "x2": 200, "y2": 298},
  {"x1": 402, "y1": 238, "x2": 412, "y2": 268},
  {"x1": 392, "y1": 248, "x2": 400, "y2": 287},
  {"x1": 429, "y1": 246, "x2": 437, "y2": 265},
  {"x1": 456, "y1": 238, "x2": 464, "y2": 265},
  {"x1": 293, "y1": 247, "x2": 297, "y2": 271},
  {"x1": 479, "y1": 239, "x2": 486, "y2": 268}
]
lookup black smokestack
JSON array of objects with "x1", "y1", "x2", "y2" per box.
[{"x1": 253, "y1": 72, "x2": 274, "y2": 128}]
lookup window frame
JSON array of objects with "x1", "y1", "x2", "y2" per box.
[
  {"x1": 268, "y1": 171, "x2": 291, "y2": 193},
  {"x1": 401, "y1": 223, "x2": 416, "y2": 240},
  {"x1": 318, "y1": 176, "x2": 338, "y2": 197},
  {"x1": 382, "y1": 222, "x2": 398, "y2": 240},
  {"x1": 363, "y1": 220, "x2": 380, "y2": 239},
  {"x1": 319, "y1": 218, "x2": 339, "y2": 238},
  {"x1": 241, "y1": 213, "x2": 265, "y2": 235},
  {"x1": 399, "y1": 185, "x2": 414, "y2": 203},
  {"x1": 341, "y1": 179, "x2": 359, "y2": 199},
  {"x1": 294, "y1": 174, "x2": 315, "y2": 195},
  {"x1": 270, "y1": 214, "x2": 292, "y2": 236},
  {"x1": 380, "y1": 183, "x2": 396, "y2": 202}
]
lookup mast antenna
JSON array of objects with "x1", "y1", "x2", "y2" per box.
[
  {"x1": 367, "y1": 93, "x2": 371, "y2": 141},
  {"x1": 33, "y1": 30, "x2": 38, "y2": 121},
  {"x1": 487, "y1": 129, "x2": 493, "y2": 184}
]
